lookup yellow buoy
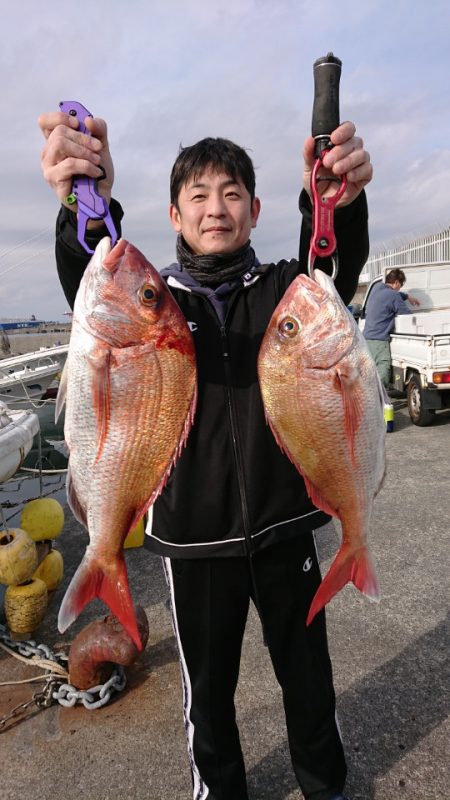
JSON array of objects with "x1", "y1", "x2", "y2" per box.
[
  {"x1": 20, "y1": 497, "x2": 65, "y2": 541},
  {"x1": 5, "y1": 578, "x2": 48, "y2": 636},
  {"x1": 124, "y1": 516, "x2": 145, "y2": 549},
  {"x1": 0, "y1": 528, "x2": 39, "y2": 586},
  {"x1": 33, "y1": 548, "x2": 64, "y2": 592}
]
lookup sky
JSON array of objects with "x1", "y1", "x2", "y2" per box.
[{"x1": 1, "y1": 0, "x2": 450, "y2": 321}]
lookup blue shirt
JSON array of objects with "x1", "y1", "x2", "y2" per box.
[{"x1": 363, "y1": 281, "x2": 411, "y2": 340}]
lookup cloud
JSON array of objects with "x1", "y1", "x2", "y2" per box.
[{"x1": 2, "y1": 1, "x2": 450, "y2": 319}]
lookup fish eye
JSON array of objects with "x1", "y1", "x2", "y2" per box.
[
  {"x1": 278, "y1": 316, "x2": 299, "y2": 338},
  {"x1": 139, "y1": 283, "x2": 158, "y2": 306}
]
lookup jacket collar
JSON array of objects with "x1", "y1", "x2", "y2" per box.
[{"x1": 162, "y1": 261, "x2": 263, "y2": 295}]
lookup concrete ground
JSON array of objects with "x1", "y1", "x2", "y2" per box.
[{"x1": 1, "y1": 397, "x2": 449, "y2": 800}]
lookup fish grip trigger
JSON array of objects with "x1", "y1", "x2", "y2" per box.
[{"x1": 59, "y1": 100, "x2": 118, "y2": 254}]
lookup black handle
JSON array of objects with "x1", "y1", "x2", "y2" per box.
[{"x1": 312, "y1": 53, "x2": 342, "y2": 151}]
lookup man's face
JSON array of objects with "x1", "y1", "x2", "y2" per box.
[
  {"x1": 392, "y1": 280, "x2": 404, "y2": 292},
  {"x1": 169, "y1": 169, "x2": 261, "y2": 256}
]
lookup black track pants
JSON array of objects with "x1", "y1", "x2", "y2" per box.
[{"x1": 163, "y1": 534, "x2": 347, "y2": 800}]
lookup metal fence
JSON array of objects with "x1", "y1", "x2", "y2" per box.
[{"x1": 361, "y1": 227, "x2": 450, "y2": 283}]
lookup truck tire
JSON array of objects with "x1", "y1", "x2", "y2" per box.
[{"x1": 407, "y1": 375, "x2": 436, "y2": 426}]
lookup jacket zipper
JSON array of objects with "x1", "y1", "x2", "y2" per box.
[
  {"x1": 172, "y1": 281, "x2": 256, "y2": 555},
  {"x1": 220, "y1": 324, "x2": 254, "y2": 555},
  {"x1": 221, "y1": 317, "x2": 267, "y2": 639}
]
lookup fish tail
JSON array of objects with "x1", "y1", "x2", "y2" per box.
[
  {"x1": 58, "y1": 552, "x2": 143, "y2": 650},
  {"x1": 306, "y1": 542, "x2": 380, "y2": 626}
]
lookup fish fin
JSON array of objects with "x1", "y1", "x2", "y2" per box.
[
  {"x1": 303, "y1": 475, "x2": 339, "y2": 519},
  {"x1": 179, "y1": 383, "x2": 197, "y2": 454},
  {"x1": 55, "y1": 360, "x2": 69, "y2": 422},
  {"x1": 306, "y1": 542, "x2": 380, "y2": 626},
  {"x1": 66, "y1": 465, "x2": 88, "y2": 529},
  {"x1": 58, "y1": 551, "x2": 143, "y2": 650},
  {"x1": 334, "y1": 366, "x2": 364, "y2": 466},
  {"x1": 127, "y1": 501, "x2": 152, "y2": 538},
  {"x1": 88, "y1": 349, "x2": 112, "y2": 463}
]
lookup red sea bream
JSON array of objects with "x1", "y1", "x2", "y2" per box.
[
  {"x1": 56, "y1": 238, "x2": 197, "y2": 648},
  {"x1": 257, "y1": 269, "x2": 385, "y2": 624}
]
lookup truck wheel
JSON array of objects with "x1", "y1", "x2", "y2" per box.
[{"x1": 407, "y1": 375, "x2": 436, "y2": 426}]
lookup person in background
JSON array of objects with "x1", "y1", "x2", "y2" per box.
[
  {"x1": 38, "y1": 108, "x2": 373, "y2": 800},
  {"x1": 363, "y1": 268, "x2": 420, "y2": 387}
]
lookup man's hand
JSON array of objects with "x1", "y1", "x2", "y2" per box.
[
  {"x1": 38, "y1": 112, "x2": 114, "y2": 217},
  {"x1": 407, "y1": 295, "x2": 421, "y2": 307},
  {"x1": 303, "y1": 120, "x2": 372, "y2": 208}
]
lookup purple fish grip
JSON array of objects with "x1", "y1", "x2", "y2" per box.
[
  {"x1": 76, "y1": 207, "x2": 118, "y2": 254},
  {"x1": 59, "y1": 100, "x2": 93, "y2": 134},
  {"x1": 58, "y1": 100, "x2": 118, "y2": 252},
  {"x1": 74, "y1": 176, "x2": 108, "y2": 217}
]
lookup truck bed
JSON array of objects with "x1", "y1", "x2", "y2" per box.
[
  {"x1": 390, "y1": 331, "x2": 450, "y2": 370},
  {"x1": 394, "y1": 309, "x2": 450, "y2": 335}
]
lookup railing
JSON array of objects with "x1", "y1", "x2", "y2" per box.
[
  {"x1": 361, "y1": 227, "x2": 450, "y2": 284},
  {"x1": 0, "y1": 358, "x2": 60, "y2": 384}
]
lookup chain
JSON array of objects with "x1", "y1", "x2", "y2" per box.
[
  {"x1": 52, "y1": 668, "x2": 126, "y2": 709},
  {"x1": 1, "y1": 696, "x2": 39, "y2": 728},
  {"x1": 0, "y1": 675, "x2": 58, "y2": 731},
  {"x1": 0, "y1": 624, "x2": 127, "y2": 721},
  {"x1": 0, "y1": 623, "x2": 68, "y2": 669}
]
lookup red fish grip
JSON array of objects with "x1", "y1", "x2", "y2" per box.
[{"x1": 308, "y1": 151, "x2": 347, "y2": 280}]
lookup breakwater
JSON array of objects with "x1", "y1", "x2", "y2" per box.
[{"x1": 1, "y1": 330, "x2": 71, "y2": 357}]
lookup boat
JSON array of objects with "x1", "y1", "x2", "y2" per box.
[
  {"x1": 0, "y1": 345, "x2": 68, "y2": 408},
  {"x1": 0, "y1": 402, "x2": 40, "y2": 483},
  {"x1": 39, "y1": 344, "x2": 70, "y2": 400},
  {"x1": 0, "y1": 317, "x2": 44, "y2": 333}
]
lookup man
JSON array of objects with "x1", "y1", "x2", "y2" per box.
[
  {"x1": 39, "y1": 110, "x2": 372, "y2": 800},
  {"x1": 363, "y1": 268, "x2": 420, "y2": 387}
]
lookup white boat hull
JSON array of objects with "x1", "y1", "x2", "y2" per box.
[
  {"x1": 0, "y1": 404, "x2": 40, "y2": 484},
  {"x1": 0, "y1": 345, "x2": 68, "y2": 409}
]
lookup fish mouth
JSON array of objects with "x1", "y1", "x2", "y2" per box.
[
  {"x1": 297, "y1": 270, "x2": 335, "y2": 307},
  {"x1": 312, "y1": 269, "x2": 331, "y2": 288}
]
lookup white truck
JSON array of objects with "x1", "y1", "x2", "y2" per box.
[{"x1": 354, "y1": 263, "x2": 450, "y2": 426}]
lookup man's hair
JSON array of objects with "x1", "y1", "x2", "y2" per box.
[
  {"x1": 170, "y1": 137, "x2": 256, "y2": 207},
  {"x1": 385, "y1": 268, "x2": 406, "y2": 287}
]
